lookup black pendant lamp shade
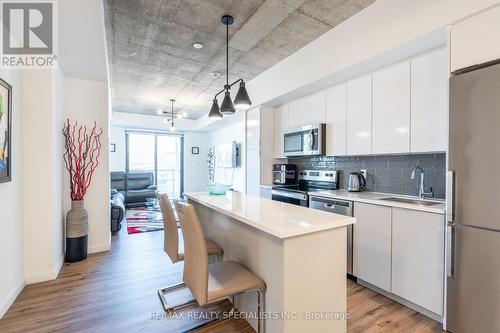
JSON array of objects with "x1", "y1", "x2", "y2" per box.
[
  {"x1": 208, "y1": 15, "x2": 252, "y2": 118},
  {"x1": 234, "y1": 81, "x2": 251, "y2": 108},
  {"x1": 209, "y1": 99, "x2": 222, "y2": 118},
  {"x1": 220, "y1": 91, "x2": 236, "y2": 115}
]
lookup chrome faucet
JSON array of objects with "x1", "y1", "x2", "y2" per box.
[{"x1": 411, "y1": 166, "x2": 433, "y2": 199}]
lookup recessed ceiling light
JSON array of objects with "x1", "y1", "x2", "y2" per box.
[
  {"x1": 210, "y1": 72, "x2": 221, "y2": 78},
  {"x1": 182, "y1": 112, "x2": 188, "y2": 117},
  {"x1": 192, "y1": 42, "x2": 204, "y2": 49},
  {"x1": 157, "y1": 109, "x2": 163, "y2": 115}
]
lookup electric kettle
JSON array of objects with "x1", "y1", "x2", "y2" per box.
[{"x1": 348, "y1": 172, "x2": 366, "y2": 192}]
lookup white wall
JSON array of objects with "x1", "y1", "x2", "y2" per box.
[
  {"x1": 207, "y1": 112, "x2": 246, "y2": 193},
  {"x1": 184, "y1": 132, "x2": 209, "y2": 192},
  {"x1": 0, "y1": 69, "x2": 24, "y2": 318},
  {"x1": 21, "y1": 69, "x2": 65, "y2": 284},
  {"x1": 110, "y1": 126, "x2": 125, "y2": 172},
  {"x1": 247, "y1": 0, "x2": 500, "y2": 106},
  {"x1": 64, "y1": 76, "x2": 110, "y2": 254}
]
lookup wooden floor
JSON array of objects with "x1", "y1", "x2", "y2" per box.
[{"x1": 0, "y1": 226, "x2": 443, "y2": 333}]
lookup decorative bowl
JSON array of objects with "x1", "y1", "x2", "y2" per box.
[{"x1": 208, "y1": 183, "x2": 228, "y2": 195}]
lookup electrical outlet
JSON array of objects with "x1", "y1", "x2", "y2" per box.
[{"x1": 360, "y1": 169, "x2": 367, "y2": 179}]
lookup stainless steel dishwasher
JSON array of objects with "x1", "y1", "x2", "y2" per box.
[{"x1": 309, "y1": 196, "x2": 355, "y2": 280}]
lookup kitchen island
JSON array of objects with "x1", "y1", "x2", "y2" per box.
[{"x1": 185, "y1": 191, "x2": 355, "y2": 333}]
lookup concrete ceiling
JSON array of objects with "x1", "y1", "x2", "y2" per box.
[{"x1": 104, "y1": 0, "x2": 375, "y2": 119}]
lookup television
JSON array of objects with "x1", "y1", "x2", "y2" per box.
[{"x1": 216, "y1": 141, "x2": 240, "y2": 168}]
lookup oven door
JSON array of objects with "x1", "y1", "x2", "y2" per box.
[{"x1": 271, "y1": 189, "x2": 308, "y2": 207}]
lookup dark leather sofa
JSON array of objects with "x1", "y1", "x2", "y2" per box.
[
  {"x1": 110, "y1": 171, "x2": 158, "y2": 208},
  {"x1": 110, "y1": 192, "x2": 125, "y2": 233}
]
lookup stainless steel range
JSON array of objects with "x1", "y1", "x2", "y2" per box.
[{"x1": 271, "y1": 170, "x2": 339, "y2": 207}]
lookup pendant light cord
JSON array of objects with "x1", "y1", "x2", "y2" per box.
[{"x1": 226, "y1": 21, "x2": 229, "y2": 90}]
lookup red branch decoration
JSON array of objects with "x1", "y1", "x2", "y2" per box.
[{"x1": 63, "y1": 119, "x2": 103, "y2": 201}]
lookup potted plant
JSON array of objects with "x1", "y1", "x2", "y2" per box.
[{"x1": 62, "y1": 119, "x2": 103, "y2": 262}]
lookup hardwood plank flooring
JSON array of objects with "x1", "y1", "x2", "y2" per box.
[{"x1": 0, "y1": 226, "x2": 444, "y2": 333}]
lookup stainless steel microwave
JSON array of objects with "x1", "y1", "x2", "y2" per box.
[{"x1": 284, "y1": 124, "x2": 326, "y2": 157}]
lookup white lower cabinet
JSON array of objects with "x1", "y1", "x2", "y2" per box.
[
  {"x1": 353, "y1": 202, "x2": 392, "y2": 292},
  {"x1": 392, "y1": 208, "x2": 444, "y2": 316},
  {"x1": 259, "y1": 186, "x2": 272, "y2": 200}
]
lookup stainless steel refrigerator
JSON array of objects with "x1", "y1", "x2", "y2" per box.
[{"x1": 447, "y1": 61, "x2": 500, "y2": 333}]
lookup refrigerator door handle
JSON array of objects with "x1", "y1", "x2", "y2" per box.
[
  {"x1": 446, "y1": 223, "x2": 454, "y2": 277},
  {"x1": 446, "y1": 171, "x2": 455, "y2": 223}
]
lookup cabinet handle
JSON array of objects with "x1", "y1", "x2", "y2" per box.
[
  {"x1": 446, "y1": 171, "x2": 455, "y2": 223},
  {"x1": 446, "y1": 224, "x2": 454, "y2": 278}
]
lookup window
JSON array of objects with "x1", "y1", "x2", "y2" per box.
[{"x1": 126, "y1": 131, "x2": 183, "y2": 199}]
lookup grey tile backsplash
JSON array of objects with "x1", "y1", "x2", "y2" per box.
[{"x1": 288, "y1": 153, "x2": 446, "y2": 199}]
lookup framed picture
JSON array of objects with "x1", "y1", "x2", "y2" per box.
[
  {"x1": 0, "y1": 78, "x2": 12, "y2": 183},
  {"x1": 110, "y1": 143, "x2": 116, "y2": 152},
  {"x1": 191, "y1": 146, "x2": 199, "y2": 155}
]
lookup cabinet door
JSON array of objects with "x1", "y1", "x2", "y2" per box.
[
  {"x1": 346, "y1": 74, "x2": 372, "y2": 155},
  {"x1": 325, "y1": 83, "x2": 347, "y2": 156},
  {"x1": 450, "y1": 5, "x2": 500, "y2": 72},
  {"x1": 353, "y1": 202, "x2": 392, "y2": 291},
  {"x1": 259, "y1": 187, "x2": 272, "y2": 199},
  {"x1": 392, "y1": 208, "x2": 444, "y2": 315},
  {"x1": 273, "y1": 104, "x2": 288, "y2": 158},
  {"x1": 246, "y1": 107, "x2": 260, "y2": 150},
  {"x1": 411, "y1": 48, "x2": 447, "y2": 152},
  {"x1": 288, "y1": 91, "x2": 326, "y2": 129},
  {"x1": 246, "y1": 148, "x2": 260, "y2": 197},
  {"x1": 372, "y1": 61, "x2": 411, "y2": 154}
]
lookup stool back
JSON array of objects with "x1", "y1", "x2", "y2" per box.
[
  {"x1": 157, "y1": 193, "x2": 180, "y2": 263},
  {"x1": 178, "y1": 204, "x2": 209, "y2": 305}
]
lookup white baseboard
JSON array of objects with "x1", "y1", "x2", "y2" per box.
[
  {"x1": 25, "y1": 255, "x2": 65, "y2": 285},
  {"x1": 0, "y1": 280, "x2": 25, "y2": 319},
  {"x1": 89, "y1": 243, "x2": 110, "y2": 254}
]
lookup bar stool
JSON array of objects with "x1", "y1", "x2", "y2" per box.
[
  {"x1": 156, "y1": 193, "x2": 223, "y2": 311},
  {"x1": 179, "y1": 204, "x2": 266, "y2": 333}
]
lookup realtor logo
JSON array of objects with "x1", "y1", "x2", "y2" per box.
[{"x1": 1, "y1": 1, "x2": 57, "y2": 68}]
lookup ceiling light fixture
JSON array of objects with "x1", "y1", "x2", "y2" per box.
[
  {"x1": 169, "y1": 99, "x2": 176, "y2": 131},
  {"x1": 192, "y1": 42, "x2": 204, "y2": 49},
  {"x1": 208, "y1": 15, "x2": 252, "y2": 118}
]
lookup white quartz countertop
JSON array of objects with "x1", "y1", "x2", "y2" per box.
[
  {"x1": 185, "y1": 191, "x2": 355, "y2": 239},
  {"x1": 309, "y1": 190, "x2": 445, "y2": 214}
]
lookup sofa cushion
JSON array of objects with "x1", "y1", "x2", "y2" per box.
[
  {"x1": 110, "y1": 171, "x2": 126, "y2": 191},
  {"x1": 126, "y1": 189, "x2": 157, "y2": 204},
  {"x1": 126, "y1": 172, "x2": 154, "y2": 190}
]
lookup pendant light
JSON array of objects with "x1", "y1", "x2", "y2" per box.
[{"x1": 209, "y1": 15, "x2": 252, "y2": 118}]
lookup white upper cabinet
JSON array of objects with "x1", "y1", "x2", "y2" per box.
[
  {"x1": 411, "y1": 48, "x2": 448, "y2": 153},
  {"x1": 273, "y1": 104, "x2": 288, "y2": 158},
  {"x1": 372, "y1": 61, "x2": 411, "y2": 154},
  {"x1": 450, "y1": 5, "x2": 500, "y2": 72},
  {"x1": 246, "y1": 107, "x2": 260, "y2": 150},
  {"x1": 325, "y1": 83, "x2": 347, "y2": 156},
  {"x1": 392, "y1": 208, "x2": 445, "y2": 316},
  {"x1": 287, "y1": 91, "x2": 326, "y2": 129},
  {"x1": 346, "y1": 74, "x2": 372, "y2": 155}
]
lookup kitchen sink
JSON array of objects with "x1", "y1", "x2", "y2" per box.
[{"x1": 379, "y1": 197, "x2": 442, "y2": 206}]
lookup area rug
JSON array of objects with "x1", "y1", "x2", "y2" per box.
[{"x1": 126, "y1": 207, "x2": 180, "y2": 234}]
